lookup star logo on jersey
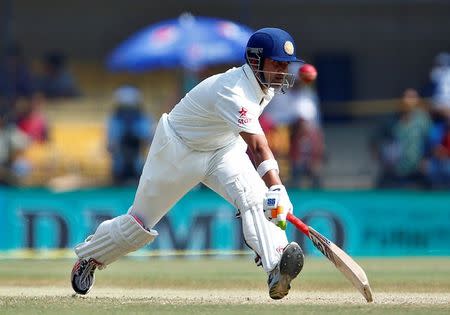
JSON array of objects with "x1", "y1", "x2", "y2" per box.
[{"x1": 238, "y1": 107, "x2": 252, "y2": 125}]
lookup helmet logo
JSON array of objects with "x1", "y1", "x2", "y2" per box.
[{"x1": 284, "y1": 41, "x2": 294, "y2": 55}]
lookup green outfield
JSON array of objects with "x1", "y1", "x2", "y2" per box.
[{"x1": 0, "y1": 257, "x2": 449, "y2": 314}]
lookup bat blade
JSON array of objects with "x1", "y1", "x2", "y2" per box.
[
  {"x1": 286, "y1": 213, "x2": 373, "y2": 302},
  {"x1": 308, "y1": 227, "x2": 373, "y2": 302}
]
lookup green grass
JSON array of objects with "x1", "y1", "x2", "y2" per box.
[
  {"x1": 0, "y1": 257, "x2": 449, "y2": 314},
  {"x1": 0, "y1": 257, "x2": 449, "y2": 291}
]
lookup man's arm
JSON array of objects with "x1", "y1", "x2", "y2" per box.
[
  {"x1": 240, "y1": 131, "x2": 282, "y2": 187},
  {"x1": 240, "y1": 131, "x2": 293, "y2": 230}
]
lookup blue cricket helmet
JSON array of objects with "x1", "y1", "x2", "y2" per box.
[
  {"x1": 246, "y1": 28, "x2": 303, "y2": 63},
  {"x1": 245, "y1": 27, "x2": 303, "y2": 93}
]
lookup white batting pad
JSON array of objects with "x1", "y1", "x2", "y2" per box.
[
  {"x1": 75, "y1": 214, "x2": 158, "y2": 268},
  {"x1": 202, "y1": 139, "x2": 288, "y2": 273},
  {"x1": 221, "y1": 173, "x2": 287, "y2": 273},
  {"x1": 248, "y1": 206, "x2": 280, "y2": 272}
]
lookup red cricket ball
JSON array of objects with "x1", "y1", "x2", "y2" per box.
[{"x1": 299, "y1": 64, "x2": 317, "y2": 83}]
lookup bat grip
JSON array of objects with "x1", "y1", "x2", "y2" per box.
[{"x1": 287, "y1": 213, "x2": 310, "y2": 236}]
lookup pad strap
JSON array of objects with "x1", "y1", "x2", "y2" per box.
[{"x1": 256, "y1": 159, "x2": 279, "y2": 177}]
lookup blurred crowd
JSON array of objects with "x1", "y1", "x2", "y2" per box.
[
  {"x1": 107, "y1": 86, "x2": 154, "y2": 186},
  {"x1": 0, "y1": 43, "x2": 80, "y2": 185},
  {"x1": 370, "y1": 53, "x2": 450, "y2": 190},
  {"x1": 0, "y1": 43, "x2": 449, "y2": 190},
  {"x1": 263, "y1": 53, "x2": 450, "y2": 190},
  {"x1": 0, "y1": 41, "x2": 154, "y2": 187}
]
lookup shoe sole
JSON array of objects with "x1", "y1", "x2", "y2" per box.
[{"x1": 270, "y1": 242, "x2": 304, "y2": 300}]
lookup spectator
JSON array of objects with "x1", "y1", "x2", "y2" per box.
[
  {"x1": 0, "y1": 107, "x2": 30, "y2": 185},
  {"x1": 107, "y1": 85, "x2": 154, "y2": 185},
  {"x1": 427, "y1": 52, "x2": 450, "y2": 117},
  {"x1": 15, "y1": 93, "x2": 49, "y2": 143},
  {"x1": 288, "y1": 106, "x2": 325, "y2": 189},
  {"x1": 264, "y1": 64, "x2": 324, "y2": 188},
  {"x1": 372, "y1": 89, "x2": 431, "y2": 188},
  {"x1": 37, "y1": 51, "x2": 80, "y2": 99},
  {"x1": 265, "y1": 64, "x2": 324, "y2": 188},
  {"x1": 0, "y1": 43, "x2": 33, "y2": 109},
  {"x1": 423, "y1": 112, "x2": 450, "y2": 189}
]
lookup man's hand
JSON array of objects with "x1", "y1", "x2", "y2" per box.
[{"x1": 263, "y1": 185, "x2": 293, "y2": 230}]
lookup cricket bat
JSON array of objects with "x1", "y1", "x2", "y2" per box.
[{"x1": 287, "y1": 213, "x2": 373, "y2": 302}]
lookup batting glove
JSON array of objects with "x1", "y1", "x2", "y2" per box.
[{"x1": 263, "y1": 185, "x2": 293, "y2": 230}]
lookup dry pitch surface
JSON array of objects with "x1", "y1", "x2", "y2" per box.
[{"x1": 0, "y1": 257, "x2": 449, "y2": 314}]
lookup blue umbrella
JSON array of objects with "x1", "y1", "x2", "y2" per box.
[{"x1": 106, "y1": 13, "x2": 254, "y2": 72}]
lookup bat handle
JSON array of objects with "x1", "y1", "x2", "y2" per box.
[{"x1": 287, "y1": 213, "x2": 310, "y2": 236}]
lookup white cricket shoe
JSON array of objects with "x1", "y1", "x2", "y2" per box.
[
  {"x1": 268, "y1": 242, "x2": 304, "y2": 300},
  {"x1": 71, "y1": 258, "x2": 101, "y2": 295}
]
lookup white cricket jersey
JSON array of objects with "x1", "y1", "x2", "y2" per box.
[{"x1": 168, "y1": 64, "x2": 274, "y2": 151}]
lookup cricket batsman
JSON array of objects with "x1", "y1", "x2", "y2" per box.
[{"x1": 71, "y1": 27, "x2": 305, "y2": 300}]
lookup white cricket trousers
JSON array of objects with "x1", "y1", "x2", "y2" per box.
[{"x1": 129, "y1": 114, "x2": 288, "y2": 272}]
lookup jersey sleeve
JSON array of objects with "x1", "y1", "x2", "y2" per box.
[{"x1": 215, "y1": 86, "x2": 264, "y2": 135}]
